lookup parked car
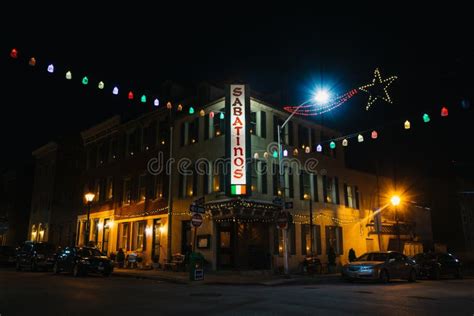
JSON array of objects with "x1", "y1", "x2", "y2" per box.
[
  {"x1": 342, "y1": 251, "x2": 417, "y2": 283},
  {"x1": 0, "y1": 245, "x2": 16, "y2": 265},
  {"x1": 414, "y1": 252, "x2": 462, "y2": 279},
  {"x1": 53, "y1": 246, "x2": 113, "y2": 277},
  {"x1": 15, "y1": 241, "x2": 57, "y2": 271}
]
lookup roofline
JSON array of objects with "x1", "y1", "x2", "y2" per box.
[{"x1": 32, "y1": 142, "x2": 58, "y2": 157}]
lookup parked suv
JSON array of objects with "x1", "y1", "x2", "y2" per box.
[
  {"x1": 342, "y1": 251, "x2": 417, "y2": 283},
  {"x1": 414, "y1": 252, "x2": 462, "y2": 279},
  {"x1": 53, "y1": 246, "x2": 113, "y2": 277},
  {"x1": 16, "y1": 241, "x2": 57, "y2": 271}
]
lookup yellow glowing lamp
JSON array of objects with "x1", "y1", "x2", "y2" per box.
[
  {"x1": 390, "y1": 195, "x2": 401, "y2": 206},
  {"x1": 84, "y1": 192, "x2": 95, "y2": 203},
  {"x1": 404, "y1": 120, "x2": 411, "y2": 130}
]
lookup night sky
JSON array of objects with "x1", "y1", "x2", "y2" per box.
[{"x1": 3, "y1": 6, "x2": 473, "y2": 179}]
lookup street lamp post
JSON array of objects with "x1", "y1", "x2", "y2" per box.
[
  {"x1": 304, "y1": 194, "x2": 314, "y2": 254},
  {"x1": 84, "y1": 192, "x2": 95, "y2": 246},
  {"x1": 390, "y1": 195, "x2": 401, "y2": 253}
]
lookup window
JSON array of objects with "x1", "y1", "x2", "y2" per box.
[
  {"x1": 158, "y1": 121, "x2": 169, "y2": 146},
  {"x1": 143, "y1": 121, "x2": 157, "y2": 150},
  {"x1": 132, "y1": 221, "x2": 146, "y2": 251},
  {"x1": 152, "y1": 219, "x2": 162, "y2": 261},
  {"x1": 94, "y1": 179, "x2": 101, "y2": 202},
  {"x1": 299, "y1": 171, "x2": 311, "y2": 200},
  {"x1": 127, "y1": 129, "x2": 140, "y2": 156},
  {"x1": 344, "y1": 184, "x2": 359, "y2": 209},
  {"x1": 251, "y1": 159, "x2": 267, "y2": 194},
  {"x1": 106, "y1": 177, "x2": 113, "y2": 200},
  {"x1": 88, "y1": 146, "x2": 97, "y2": 169},
  {"x1": 301, "y1": 224, "x2": 322, "y2": 255},
  {"x1": 118, "y1": 223, "x2": 130, "y2": 250},
  {"x1": 298, "y1": 125, "x2": 310, "y2": 150},
  {"x1": 110, "y1": 137, "x2": 118, "y2": 160},
  {"x1": 91, "y1": 219, "x2": 99, "y2": 245},
  {"x1": 323, "y1": 176, "x2": 339, "y2": 204},
  {"x1": 138, "y1": 174, "x2": 147, "y2": 202},
  {"x1": 102, "y1": 219, "x2": 110, "y2": 255},
  {"x1": 213, "y1": 159, "x2": 225, "y2": 193},
  {"x1": 99, "y1": 141, "x2": 109, "y2": 164},
  {"x1": 284, "y1": 166, "x2": 294, "y2": 199},
  {"x1": 179, "y1": 166, "x2": 196, "y2": 198},
  {"x1": 206, "y1": 108, "x2": 225, "y2": 139},
  {"x1": 250, "y1": 112, "x2": 257, "y2": 135},
  {"x1": 326, "y1": 226, "x2": 343, "y2": 255},
  {"x1": 273, "y1": 116, "x2": 293, "y2": 145},
  {"x1": 123, "y1": 178, "x2": 131, "y2": 205},
  {"x1": 182, "y1": 118, "x2": 200, "y2": 146},
  {"x1": 274, "y1": 223, "x2": 296, "y2": 255}
]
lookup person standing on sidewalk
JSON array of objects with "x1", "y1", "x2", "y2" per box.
[{"x1": 348, "y1": 248, "x2": 356, "y2": 262}]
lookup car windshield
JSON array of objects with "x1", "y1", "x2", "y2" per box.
[
  {"x1": 355, "y1": 253, "x2": 388, "y2": 262},
  {"x1": 78, "y1": 248, "x2": 103, "y2": 257},
  {"x1": 35, "y1": 243, "x2": 55, "y2": 252}
]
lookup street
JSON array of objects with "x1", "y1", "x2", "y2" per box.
[{"x1": 1, "y1": 268, "x2": 473, "y2": 315}]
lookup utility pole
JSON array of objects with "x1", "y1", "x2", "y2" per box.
[{"x1": 167, "y1": 109, "x2": 174, "y2": 263}]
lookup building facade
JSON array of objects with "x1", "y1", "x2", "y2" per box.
[
  {"x1": 76, "y1": 84, "x2": 433, "y2": 271},
  {"x1": 28, "y1": 137, "x2": 84, "y2": 247}
]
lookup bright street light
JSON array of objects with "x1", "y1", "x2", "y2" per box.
[
  {"x1": 84, "y1": 192, "x2": 95, "y2": 203},
  {"x1": 390, "y1": 195, "x2": 401, "y2": 206},
  {"x1": 313, "y1": 89, "x2": 331, "y2": 104}
]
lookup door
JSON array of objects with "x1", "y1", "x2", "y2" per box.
[
  {"x1": 217, "y1": 222, "x2": 234, "y2": 269},
  {"x1": 181, "y1": 220, "x2": 192, "y2": 254},
  {"x1": 152, "y1": 219, "x2": 162, "y2": 262},
  {"x1": 102, "y1": 219, "x2": 110, "y2": 255}
]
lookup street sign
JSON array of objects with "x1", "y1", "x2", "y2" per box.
[
  {"x1": 273, "y1": 197, "x2": 283, "y2": 207},
  {"x1": 191, "y1": 213, "x2": 203, "y2": 228},
  {"x1": 285, "y1": 202, "x2": 293, "y2": 209},
  {"x1": 190, "y1": 197, "x2": 205, "y2": 214},
  {"x1": 277, "y1": 211, "x2": 289, "y2": 230}
]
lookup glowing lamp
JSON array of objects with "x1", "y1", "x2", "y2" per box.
[
  {"x1": 82, "y1": 76, "x2": 89, "y2": 85},
  {"x1": 112, "y1": 86, "x2": 119, "y2": 95},
  {"x1": 330, "y1": 141, "x2": 336, "y2": 149},
  {"x1": 253, "y1": 153, "x2": 259, "y2": 159},
  {"x1": 357, "y1": 134, "x2": 364, "y2": 142},
  {"x1": 316, "y1": 144, "x2": 322, "y2": 152},
  {"x1": 65, "y1": 71, "x2": 72, "y2": 80},
  {"x1": 154, "y1": 98, "x2": 159, "y2": 106},
  {"x1": 272, "y1": 150, "x2": 278, "y2": 158},
  {"x1": 263, "y1": 152, "x2": 269, "y2": 159},
  {"x1": 371, "y1": 130, "x2": 378, "y2": 139},
  {"x1": 305, "y1": 146, "x2": 310, "y2": 154},
  {"x1": 47, "y1": 64, "x2": 54, "y2": 73},
  {"x1": 441, "y1": 106, "x2": 448, "y2": 117},
  {"x1": 390, "y1": 195, "x2": 401, "y2": 206},
  {"x1": 404, "y1": 120, "x2": 411, "y2": 130},
  {"x1": 98, "y1": 81, "x2": 105, "y2": 89},
  {"x1": 84, "y1": 192, "x2": 95, "y2": 203},
  {"x1": 10, "y1": 48, "x2": 18, "y2": 58},
  {"x1": 423, "y1": 113, "x2": 430, "y2": 123},
  {"x1": 314, "y1": 89, "x2": 331, "y2": 104},
  {"x1": 283, "y1": 149, "x2": 288, "y2": 157},
  {"x1": 189, "y1": 107, "x2": 195, "y2": 114},
  {"x1": 220, "y1": 112, "x2": 224, "y2": 120},
  {"x1": 141, "y1": 95, "x2": 146, "y2": 103},
  {"x1": 166, "y1": 102, "x2": 172, "y2": 109},
  {"x1": 293, "y1": 148, "x2": 299, "y2": 156},
  {"x1": 199, "y1": 109, "x2": 205, "y2": 117},
  {"x1": 128, "y1": 91, "x2": 134, "y2": 100},
  {"x1": 209, "y1": 111, "x2": 215, "y2": 118},
  {"x1": 342, "y1": 139, "x2": 348, "y2": 147},
  {"x1": 177, "y1": 104, "x2": 183, "y2": 111},
  {"x1": 28, "y1": 57, "x2": 36, "y2": 66}
]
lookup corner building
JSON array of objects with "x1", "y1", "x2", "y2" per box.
[{"x1": 77, "y1": 83, "x2": 432, "y2": 271}]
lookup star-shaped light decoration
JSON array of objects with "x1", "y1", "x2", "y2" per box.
[{"x1": 359, "y1": 68, "x2": 398, "y2": 110}]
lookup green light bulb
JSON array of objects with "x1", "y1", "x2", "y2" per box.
[
  {"x1": 220, "y1": 112, "x2": 224, "y2": 119},
  {"x1": 272, "y1": 151, "x2": 278, "y2": 158},
  {"x1": 330, "y1": 141, "x2": 336, "y2": 149},
  {"x1": 423, "y1": 113, "x2": 430, "y2": 123},
  {"x1": 82, "y1": 76, "x2": 88, "y2": 85},
  {"x1": 189, "y1": 107, "x2": 195, "y2": 114},
  {"x1": 141, "y1": 95, "x2": 146, "y2": 103}
]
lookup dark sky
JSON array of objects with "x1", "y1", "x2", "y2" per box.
[{"x1": 2, "y1": 5, "x2": 473, "y2": 178}]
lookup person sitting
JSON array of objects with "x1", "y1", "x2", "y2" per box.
[{"x1": 116, "y1": 248, "x2": 125, "y2": 268}]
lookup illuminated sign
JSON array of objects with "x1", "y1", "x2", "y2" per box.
[{"x1": 226, "y1": 84, "x2": 250, "y2": 195}]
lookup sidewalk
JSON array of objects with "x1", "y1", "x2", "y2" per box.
[{"x1": 113, "y1": 268, "x2": 341, "y2": 286}]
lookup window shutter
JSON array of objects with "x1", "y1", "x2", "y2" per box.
[
  {"x1": 290, "y1": 221, "x2": 296, "y2": 255},
  {"x1": 260, "y1": 111, "x2": 266, "y2": 138},
  {"x1": 315, "y1": 225, "x2": 322, "y2": 255},
  {"x1": 334, "y1": 177, "x2": 340, "y2": 204},
  {"x1": 344, "y1": 183, "x2": 349, "y2": 207},
  {"x1": 337, "y1": 226, "x2": 343, "y2": 255},
  {"x1": 299, "y1": 173, "x2": 304, "y2": 200},
  {"x1": 204, "y1": 114, "x2": 209, "y2": 140},
  {"x1": 301, "y1": 224, "x2": 308, "y2": 255},
  {"x1": 355, "y1": 186, "x2": 360, "y2": 209},
  {"x1": 322, "y1": 175, "x2": 328, "y2": 203},
  {"x1": 312, "y1": 174, "x2": 319, "y2": 202}
]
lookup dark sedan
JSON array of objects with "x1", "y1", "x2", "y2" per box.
[
  {"x1": 16, "y1": 241, "x2": 57, "y2": 271},
  {"x1": 53, "y1": 246, "x2": 113, "y2": 277},
  {"x1": 414, "y1": 252, "x2": 462, "y2": 279},
  {"x1": 342, "y1": 251, "x2": 417, "y2": 283}
]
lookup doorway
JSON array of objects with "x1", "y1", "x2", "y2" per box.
[{"x1": 217, "y1": 222, "x2": 234, "y2": 269}]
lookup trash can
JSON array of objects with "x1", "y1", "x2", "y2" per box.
[{"x1": 189, "y1": 252, "x2": 204, "y2": 281}]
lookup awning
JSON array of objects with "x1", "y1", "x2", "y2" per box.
[{"x1": 205, "y1": 198, "x2": 281, "y2": 221}]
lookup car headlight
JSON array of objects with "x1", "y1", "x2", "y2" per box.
[{"x1": 360, "y1": 266, "x2": 374, "y2": 272}]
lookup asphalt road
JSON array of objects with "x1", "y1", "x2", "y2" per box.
[{"x1": 1, "y1": 267, "x2": 473, "y2": 316}]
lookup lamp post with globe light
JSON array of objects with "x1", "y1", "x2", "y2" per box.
[
  {"x1": 390, "y1": 195, "x2": 401, "y2": 252},
  {"x1": 84, "y1": 192, "x2": 95, "y2": 246}
]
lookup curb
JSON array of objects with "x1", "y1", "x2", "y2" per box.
[{"x1": 113, "y1": 272, "x2": 190, "y2": 284}]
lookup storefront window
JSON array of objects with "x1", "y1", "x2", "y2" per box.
[
  {"x1": 152, "y1": 219, "x2": 161, "y2": 262},
  {"x1": 118, "y1": 222, "x2": 130, "y2": 250},
  {"x1": 133, "y1": 221, "x2": 146, "y2": 251}
]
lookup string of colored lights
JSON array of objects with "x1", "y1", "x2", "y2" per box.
[{"x1": 283, "y1": 89, "x2": 359, "y2": 116}]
